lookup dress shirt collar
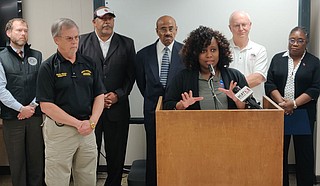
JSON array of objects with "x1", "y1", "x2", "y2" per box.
[
  {"x1": 157, "y1": 40, "x2": 174, "y2": 53},
  {"x1": 95, "y1": 30, "x2": 114, "y2": 43},
  {"x1": 10, "y1": 45, "x2": 24, "y2": 54},
  {"x1": 282, "y1": 50, "x2": 306, "y2": 60},
  {"x1": 229, "y1": 39, "x2": 253, "y2": 51}
]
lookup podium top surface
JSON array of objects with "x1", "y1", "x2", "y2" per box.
[{"x1": 156, "y1": 95, "x2": 283, "y2": 111}]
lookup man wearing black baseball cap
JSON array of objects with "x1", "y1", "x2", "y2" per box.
[{"x1": 79, "y1": 6, "x2": 136, "y2": 186}]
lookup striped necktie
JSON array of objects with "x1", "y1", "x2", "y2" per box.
[
  {"x1": 17, "y1": 49, "x2": 23, "y2": 58},
  {"x1": 159, "y1": 47, "x2": 170, "y2": 87}
]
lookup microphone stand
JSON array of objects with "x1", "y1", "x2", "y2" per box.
[{"x1": 208, "y1": 75, "x2": 222, "y2": 109}]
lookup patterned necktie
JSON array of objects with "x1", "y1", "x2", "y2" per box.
[
  {"x1": 159, "y1": 47, "x2": 170, "y2": 87},
  {"x1": 17, "y1": 49, "x2": 23, "y2": 58}
]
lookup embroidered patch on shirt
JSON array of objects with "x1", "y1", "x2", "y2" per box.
[
  {"x1": 249, "y1": 53, "x2": 256, "y2": 61},
  {"x1": 27, "y1": 57, "x2": 38, "y2": 66},
  {"x1": 81, "y1": 70, "x2": 92, "y2": 76},
  {"x1": 56, "y1": 73, "x2": 67, "y2": 78}
]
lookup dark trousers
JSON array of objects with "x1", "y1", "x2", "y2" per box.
[
  {"x1": 95, "y1": 110, "x2": 130, "y2": 186},
  {"x1": 3, "y1": 116, "x2": 44, "y2": 186},
  {"x1": 144, "y1": 112, "x2": 157, "y2": 186},
  {"x1": 283, "y1": 135, "x2": 314, "y2": 186}
]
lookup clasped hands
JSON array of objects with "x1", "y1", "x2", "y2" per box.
[
  {"x1": 77, "y1": 120, "x2": 93, "y2": 136},
  {"x1": 17, "y1": 105, "x2": 36, "y2": 120},
  {"x1": 278, "y1": 97, "x2": 294, "y2": 115},
  {"x1": 104, "y1": 92, "x2": 118, "y2": 109}
]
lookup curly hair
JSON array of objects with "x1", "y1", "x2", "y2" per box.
[{"x1": 181, "y1": 26, "x2": 232, "y2": 71}]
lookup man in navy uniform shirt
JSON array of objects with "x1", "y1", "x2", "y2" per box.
[{"x1": 36, "y1": 18, "x2": 105, "y2": 185}]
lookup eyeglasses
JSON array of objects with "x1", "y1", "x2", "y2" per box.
[
  {"x1": 232, "y1": 23, "x2": 250, "y2": 30},
  {"x1": 157, "y1": 26, "x2": 176, "y2": 34},
  {"x1": 288, "y1": 38, "x2": 305, "y2": 45},
  {"x1": 59, "y1": 35, "x2": 79, "y2": 42}
]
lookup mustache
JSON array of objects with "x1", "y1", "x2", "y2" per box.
[{"x1": 102, "y1": 24, "x2": 112, "y2": 29}]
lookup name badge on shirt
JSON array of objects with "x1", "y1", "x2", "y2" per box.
[{"x1": 56, "y1": 73, "x2": 67, "y2": 78}]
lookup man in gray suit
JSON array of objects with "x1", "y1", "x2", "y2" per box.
[
  {"x1": 78, "y1": 6, "x2": 136, "y2": 186},
  {"x1": 135, "y1": 15, "x2": 185, "y2": 186}
]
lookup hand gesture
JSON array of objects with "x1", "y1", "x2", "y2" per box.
[
  {"x1": 218, "y1": 80, "x2": 238, "y2": 102},
  {"x1": 177, "y1": 90, "x2": 203, "y2": 109}
]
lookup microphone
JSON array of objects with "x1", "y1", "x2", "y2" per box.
[
  {"x1": 208, "y1": 64, "x2": 215, "y2": 77},
  {"x1": 207, "y1": 65, "x2": 222, "y2": 108},
  {"x1": 232, "y1": 86, "x2": 262, "y2": 109}
]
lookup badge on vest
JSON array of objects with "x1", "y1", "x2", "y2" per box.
[{"x1": 27, "y1": 57, "x2": 38, "y2": 66}]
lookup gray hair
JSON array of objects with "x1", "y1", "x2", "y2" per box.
[{"x1": 51, "y1": 18, "x2": 79, "y2": 37}]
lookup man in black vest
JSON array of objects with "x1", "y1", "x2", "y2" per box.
[{"x1": 0, "y1": 18, "x2": 44, "y2": 186}]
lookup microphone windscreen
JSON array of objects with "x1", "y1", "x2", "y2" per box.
[{"x1": 208, "y1": 64, "x2": 215, "y2": 76}]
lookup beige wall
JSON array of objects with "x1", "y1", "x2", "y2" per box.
[
  {"x1": 23, "y1": 0, "x2": 93, "y2": 59},
  {"x1": 7, "y1": 0, "x2": 319, "y2": 169},
  {"x1": 21, "y1": 0, "x2": 146, "y2": 165}
]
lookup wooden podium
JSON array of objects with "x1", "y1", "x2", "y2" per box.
[{"x1": 156, "y1": 96, "x2": 284, "y2": 186}]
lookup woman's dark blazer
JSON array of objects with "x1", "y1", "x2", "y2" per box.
[{"x1": 265, "y1": 51, "x2": 320, "y2": 123}]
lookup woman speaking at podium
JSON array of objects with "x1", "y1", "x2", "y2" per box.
[{"x1": 163, "y1": 26, "x2": 248, "y2": 110}]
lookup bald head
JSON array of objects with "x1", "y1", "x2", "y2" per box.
[
  {"x1": 156, "y1": 15, "x2": 178, "y2": 46},
  {"x1": 229, "y1": 11, "x2": 252, "y2": 43},
  {"x1": 229, "y1": 10, "x2": 251, "y2": 25},
  {"x1": 156, "y1": 15, "x2": 177, "y2": 29}
]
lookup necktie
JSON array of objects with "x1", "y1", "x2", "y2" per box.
[
  {"x1": 159, "y1": 47, "x2": 170, "y2": 87},
  {"x1": 17, "y1": 50, "x2": 23, "y2": 58}
]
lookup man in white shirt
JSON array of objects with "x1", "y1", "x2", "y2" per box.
[{"x1": 228, "y1": 10, "x2": 269, "y2": 105}]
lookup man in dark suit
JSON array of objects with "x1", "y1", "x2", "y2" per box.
[
  {"x1": 78, "y1": 6, "x2": 136, "y2": 186},
  {"x1": 135, "y1": 15, "x2": 185, "y2": 186}
]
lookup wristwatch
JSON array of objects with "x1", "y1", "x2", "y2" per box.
[
  {"x1": 89, "y1": 120, "x2": 96, "y2": 129},
  {"x1": 293, "y1": 100, "x2": 297, "y2": 109}
]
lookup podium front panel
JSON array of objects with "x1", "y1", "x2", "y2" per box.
[{"x1": 156, "y1": 109, "x2": 283, "y2": 186}]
